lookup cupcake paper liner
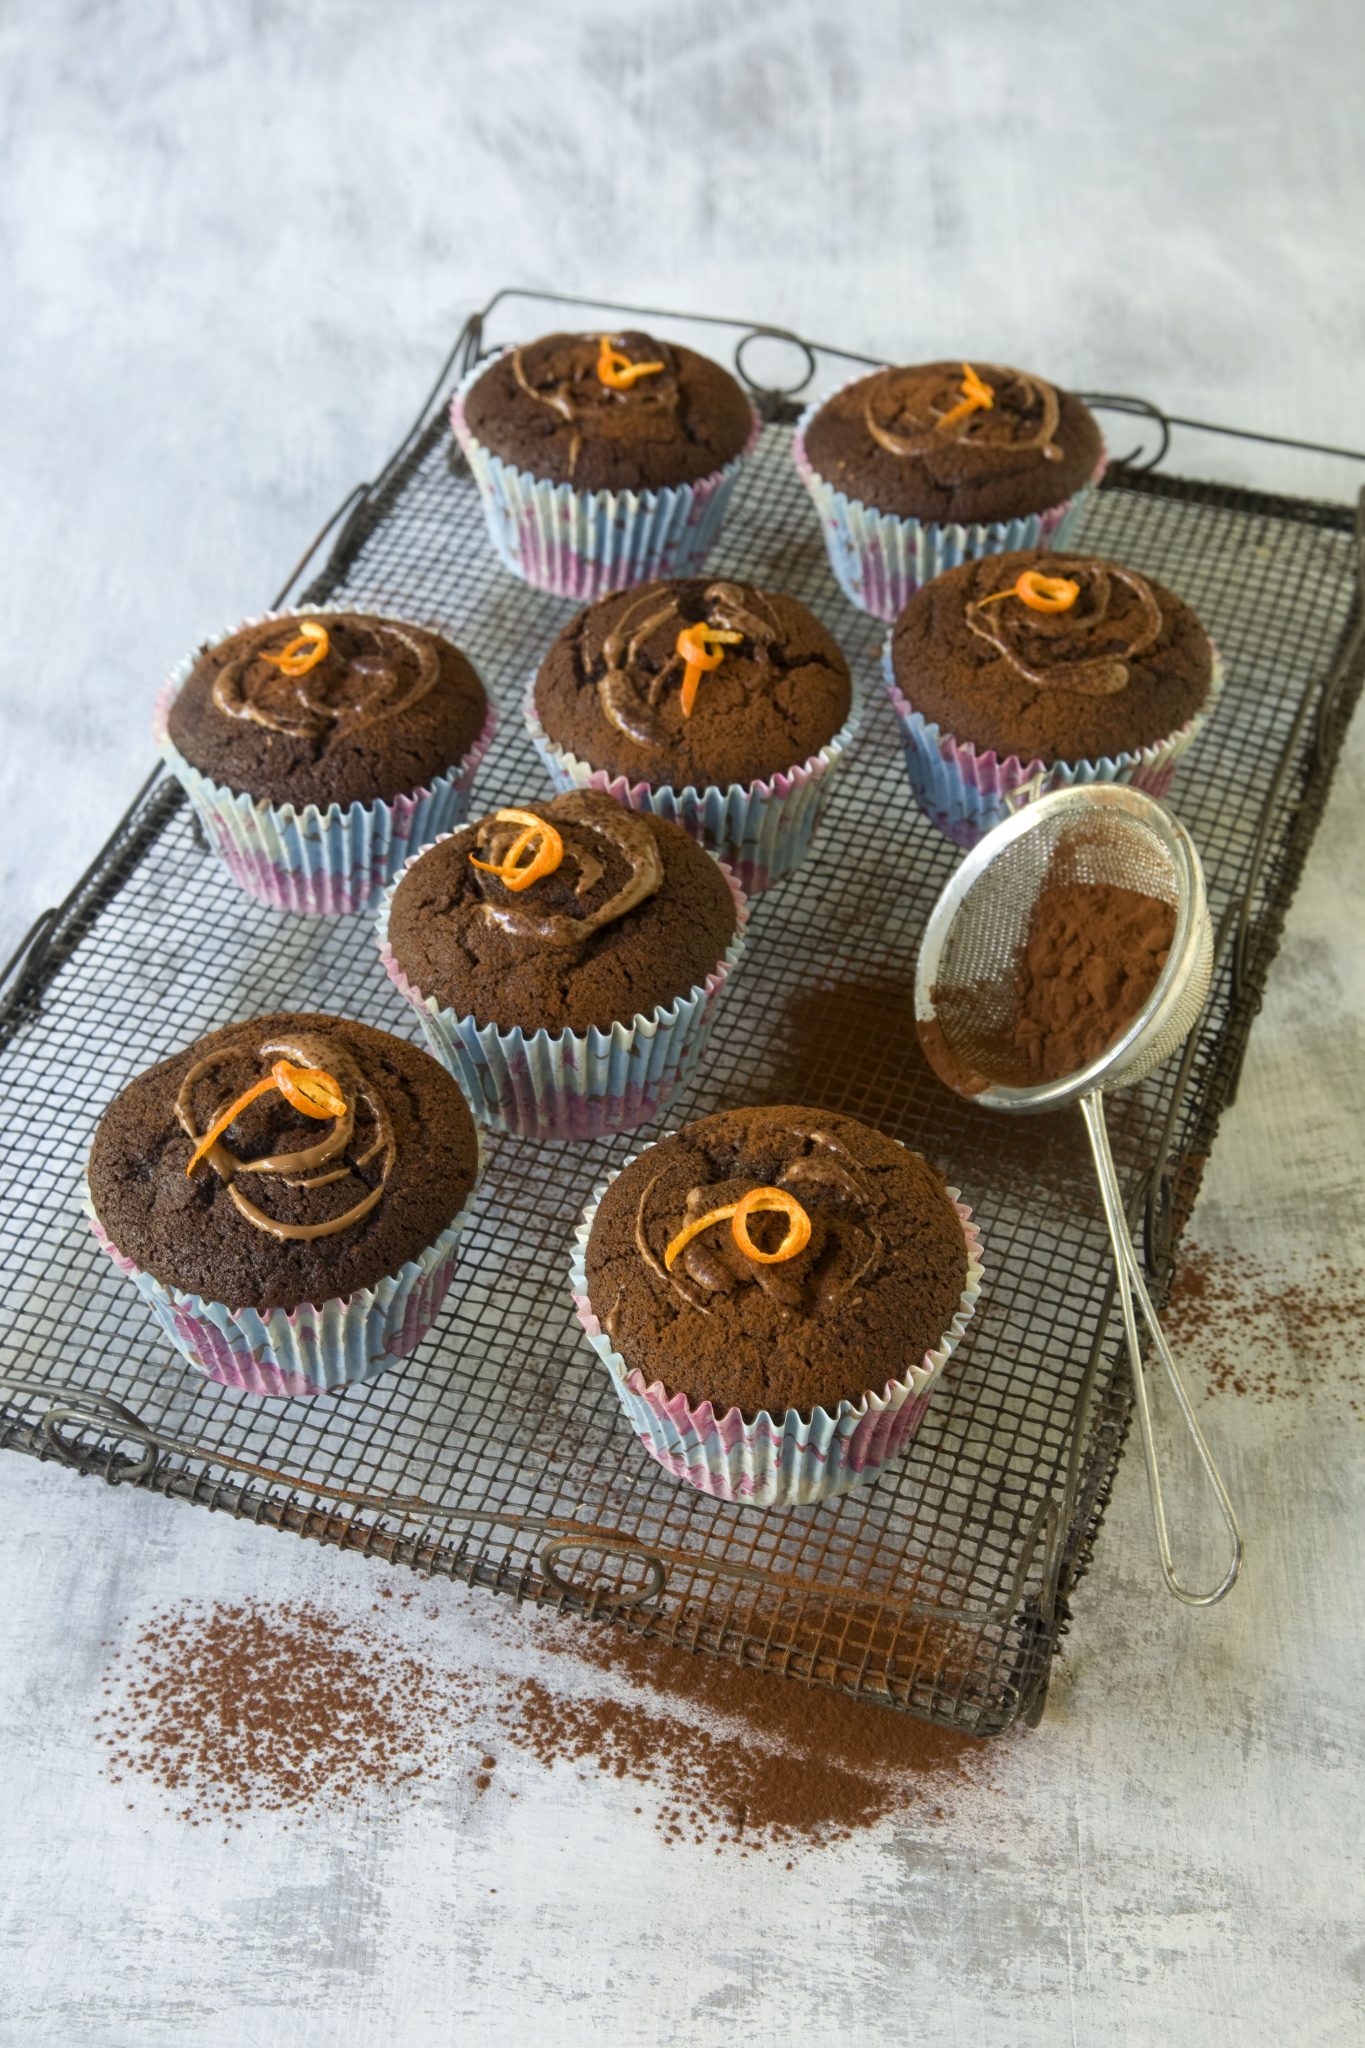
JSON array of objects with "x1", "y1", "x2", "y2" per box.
[
  {"x1": 86, "y1": 1156, "x2": 481, "y2": 1400},
  {"x1": 569, "y1": 1155, "x2": 984, "y2": 1506},
  {"x1": 154, "y1": 609, "x2": 498, "y2": 916},
  {"x1": 883, "y1": 638, "x2": 1225, "y2": 849},
  {"x1": 792, "y1": 374, "x2": 1108, "y2": 623},
  {"x1": 376, "y1": 851, "x2": 750, "y2": 1141},
  {"x1": 449, "y1": 353, "x2": 762, "y2": 601},
  {"x1": 523, "y1": 681, "x2": 865, "y2": 894}
]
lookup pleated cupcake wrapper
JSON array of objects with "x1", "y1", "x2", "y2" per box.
[
  {"x1": 153, "y1": 608, "x2": 498, "y2": 916},
  {"x1": 449, "y1": 353, "x2": 762, "y2": 601},
  {"x1": 85, "y1": 1162, "x2": 481, "y2": 1400},
  {"x1": 883, "y1": 637, "x2": 1225, "y2": 850},
  {"x1": 523, "y1": 681, "x2": 865, "y2": 894},
  {"x1": 375, "y1": 849, "x2": 750, "y2": 1141},
  {"x1": 569, "y1": 1156, "x2": 984, "y2": 1506},
  {"x1": 792, "y1": 375, "x2": 1108, "y2": 623}
]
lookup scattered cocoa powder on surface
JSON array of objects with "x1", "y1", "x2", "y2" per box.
[
  {"x1": 96, "y1": 1595, "x2": 995, "y2": 1852},
  {"x1": 94, "y1": 1601, "x2": 462, "y2": 1829},
  {"x1": 1165, "y1": 1238, "x2": 1365, "y2": 1413}
]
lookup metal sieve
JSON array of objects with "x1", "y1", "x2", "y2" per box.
[{"x1": 915, "y1": 785, "x2": 1242, "y2": 1606}]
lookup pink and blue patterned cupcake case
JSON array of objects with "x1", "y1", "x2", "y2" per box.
[
  {"x1": 884, "y1": 638, "x2": 1225, "y2": 850},
  {"x1": 524, "y1": 682, "x2": 864, "y2": 894},
  {"x1": 87, "y1": 1169, "x2": 480, "y2": 1401},
  {"x1": 450, "y1": 354, "x2": 761, "y2": 602},
  {"x1": 570, "y1": 1161, "x2": 984, "y2": 1507},
  {"x1": 154, "y1": 609, "x2": 497, "y2": 916},
  {"x1": 792, "y1": 375, "x2": 1107, "y2": 623},
  {"x1": 376, "y1": 850, "x2": 750, "y2": 1142}
]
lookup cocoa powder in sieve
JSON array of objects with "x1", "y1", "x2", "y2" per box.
[
  {"x1": 1009, "y1": 880, "x2": 1175, "y2": 1083},
  {"x1": 931, "y1": 877, "x2": 1174, "y2": 1090}
]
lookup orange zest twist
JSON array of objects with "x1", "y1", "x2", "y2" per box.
[
  {"x1": 597, "y1": 334, "x2": 665, "y2": 390},
  {"x1": 468, "y1": 807, "x2": 565, "y2": 893},
  {"x1": 185, "y1": 1059, "x2": 348, "y2": 1177},
  {"x1": 259, "y1": 619, "x2": 330, "y2": 677},
  {"x1": 675, "y1": 623, "x2": 744, "y2": 718},
  {"x1": 935, "y1": 361, "x2": 995, "y2": 432},
  {"x1": 977, "y1": 568, "x2": 1081, "y2": 614},
  {"x1": 663, "y1": 1186, "x2": 813, "y2": 1272}
]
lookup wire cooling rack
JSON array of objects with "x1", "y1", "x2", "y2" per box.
[{"x1": 2, "y1": 292, "x2": 1362, "y2": 1736}]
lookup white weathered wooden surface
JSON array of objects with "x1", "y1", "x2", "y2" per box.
[{"x1": 2, "y1": 4, "x2": 1364, "y2": 2043}]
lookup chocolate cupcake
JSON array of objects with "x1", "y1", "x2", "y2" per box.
[
  {"x1": 794, "y1": 360, "x2": 1106, "y2": 620},
  {"x1": 451, "y1": 331, "x2": 759, "y2": 600},
  {"x1": 87, "y1": 1012, "x2": 481, "y2": 1398},
  {"x1": 525, "y1": 576, "x2": 862, "y2": 891},
  {"x1": 156, "y1": 609, "x2": 495, "y2": 914},
  {"x1": 378, "y1": 790, "x2": 748, "y2": 1140},
  {"x1": 886, "y1": 550, "x2": 1221, "y2": 846},
  {"x1": 570, "y1": 1106, "x2": 984, "y2": 1504}
]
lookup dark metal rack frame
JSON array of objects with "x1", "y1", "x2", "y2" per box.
[{"x1": 2, "y1": 289, "x2": 1362, "y2": 1737}]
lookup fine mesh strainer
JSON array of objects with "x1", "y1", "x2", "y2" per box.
[{"x1": 915, "y1": 785, "x2": 1243, "y2": 1606}]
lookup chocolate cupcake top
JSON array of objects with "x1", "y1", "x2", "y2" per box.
[
  {"x1": 166, "y1": 612, "x2": 489, "y2": 810},
  {"x1": 533, "y1": 577, "x2": 853, "y2": 790},
  {"x1": 461, "y1": 332, "x2": 755, "y2": 492},
  {"x1": 385, "y1": 789, "x2": 740, "y2": 1037},
  {"x1": 891, "y1": 550, "x2": 1214, "y2": 766},
  {"x1": 585, "y1": 1106, "x2": 969, "y2": 1420},
  {"x1": 87, "y1": 1012, "x2": 479, "y2": 1312},
  {"x1": 802, "y1": 361, "x2": 1103, "y2": 524}
]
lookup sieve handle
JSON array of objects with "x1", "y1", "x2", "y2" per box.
[{"x1": 1080, "y1": 1093, "x2": 1244, "y2": 1606}]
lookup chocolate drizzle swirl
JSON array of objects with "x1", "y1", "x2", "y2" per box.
[
  {"x1": 174, "y1": 1030, "x2": 394, "y2": 1242},
  {"x1": 469, "y1": 791, "x2": 663, "y2": 948},
  {"x1": 638, "y1": 1123, "x2": 887, "y2": 1321},
  {"x1": 509, "y1": 333, "x2": 681, "y2": 482},
  {"x1": 863, "y1": 363, "x2": 1064, "y2": 475},
  {"x1": 211, "y1": 617, "x2": 441, "y2": 741},
  {"x1": 596, "y1": 580, "x2": 783, "y2": 749},
  {"x1": 965, "y1": 559, "x2": 1165, "y2": 697}
]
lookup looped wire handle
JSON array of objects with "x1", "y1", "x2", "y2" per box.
[{"x1": 1079, "y1": 1092, "x2": 1243, "y2": 1605}]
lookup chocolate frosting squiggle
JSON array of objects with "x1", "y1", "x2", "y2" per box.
[
  {"x1": 471, "y1": 791, "x2": 663, "y2": 947},
  {"x1": 210, "y1": 617, "x2": 441, "y2": 741},
  {"x1": 174, "y1": 1031, "x2": 394, "y2": 1242},
  {"x1": 510, "y1": 335, "x2": 680, "y2": 482},
  {"x1": 642, "y1": 1125, "x2": 888, "y2": 1320},
  {"x1": 965, "y1": 560, "x2": 1164, "y2": 697},
  {"x1": 863, "y1": 364, "x2": 1064, "y2": 474},
  {"x1": 596, "y1": 580, "x2": 783, "y2": 749}
]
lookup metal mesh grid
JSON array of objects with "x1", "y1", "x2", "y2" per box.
[{"x1": 1, "y1": 359, "x2": 1361, "y2": 1736}]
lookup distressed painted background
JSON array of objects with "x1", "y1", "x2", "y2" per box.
[{"x1": 2, "y1": 2, "x2": 1364, "y2": 2042}]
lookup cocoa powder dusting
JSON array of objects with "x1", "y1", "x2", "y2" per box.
[
  {"x1": 1166, "y1": 1237, "x2": 1365, "y2": 1414},
  {"x1": 96, "y1": 1596, "x2": 993, "y2": 1852}
]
